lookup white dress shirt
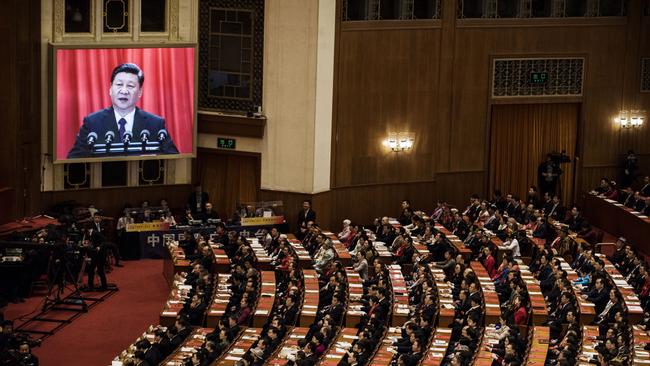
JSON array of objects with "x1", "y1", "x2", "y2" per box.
[{"x1": 114, "y1": 109, "x2": 136, "y2": 135}]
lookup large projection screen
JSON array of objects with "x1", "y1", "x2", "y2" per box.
[{"x1": 52, "y1": 45, "x2": 197, "y2": 163}]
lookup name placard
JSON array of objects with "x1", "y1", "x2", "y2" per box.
[
  {"x1": 126, "y1": 221, "x2": 171, "y2": 232},
  {"x1": 240, "y1": 216, "x2": 285, "y2": 227}
]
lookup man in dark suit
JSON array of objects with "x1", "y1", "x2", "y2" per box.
[
  {"x1": 296, "y1": 200, "x2": 316, "y2": 233},
  {"x1": 188, "y1": 184, "x2": 209, "y2": 216},
  {"x1": 67, "y1": 63, "x2": 178, "y2": 158}
]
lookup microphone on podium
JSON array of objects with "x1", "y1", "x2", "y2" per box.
[
  {"x1": 157, "y1": 129, "x2": 168, "y2": 142},
  {"x1": 122, "y1": 132, "x2": 133, "y2": 144},
  {"x1": 140, "y1": 129, "x2": 150, "y2": 143},
  {"x1": 104, "y1": 131, "x2": 115, "y2": 144},
  {"x1": 86, "y1": 132, "x2": 98, "y2": 145}
]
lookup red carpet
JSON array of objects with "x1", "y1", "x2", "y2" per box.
[{"x1": 3, "y1": 259, "x2": 169, "y2": 366}]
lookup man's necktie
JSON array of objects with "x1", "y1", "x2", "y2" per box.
[{"x1": 118, "y1": 118, "x2": 127, "y2": 142}]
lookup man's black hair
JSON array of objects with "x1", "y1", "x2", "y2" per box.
[{"x1": 111, "y1": 63, "x2": 144, "y2": 86}]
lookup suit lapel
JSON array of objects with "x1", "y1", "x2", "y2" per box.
[
  {"x1": 132, "y1": 107, "x2": 145, "y2": 139},
  {"x1": 104, "y1": 107, "x2": 119, "y2": 138}
]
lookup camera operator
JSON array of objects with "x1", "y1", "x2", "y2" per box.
[
  {"x1": 622, "y1": 150, "x2": 638, "y2": 187},
  {"x1": 538, "y1": 154, "x2": 562, "y2": 197},
  {"x1": 83, "y1": 231, "x2": 108, "y2": 291}
]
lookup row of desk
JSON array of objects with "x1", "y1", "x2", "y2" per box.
[
  {"x1": 323, "y1": 232, "x2": 352, "y2": 266},
  {"x1": 159, "y1": 328, "x2": 212, "y2": 366},
  {"x1": 470, "y1": 261, "x2": 501, "y2": 326},
  {"x1": 214, "y1": 327, "x2": 262, "y2": 365},
  {"x1": 344, "y1": 268, "x2": 364, "y2": 328},
  {"x1": 267, "y1": 326, "x2": 309, "y2": 365},
  {"x1": 299, "y1": 269, "x2": 319, "y2": 327},
  {"x1": 288, "y1": 238, "x2": 313, "y2": 268},
  {"x1": 598, "y1": 254, "x2": 644, "y2": 324},
  {"x1": 252, "y1": 271, "x2": 276, "y2": 328},
  {"x1": 583, "y1": 194, "x2": 650, "y2": 253},
  {"x1": 206, "y1": 274, "x2": 233, "y2": 327},
  {"x1": 388, "y1": 264, "x2": 409, "y2": 326},
  {"x1": 517, "y1": 261, "x2": 549, "y2": 325},
  {"x1": 556, "y1": 257, "x2": 597, "y2": 324}
]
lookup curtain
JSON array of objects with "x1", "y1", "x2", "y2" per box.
[
  {"x1": 489, "y1": 103, "x2": 578, "y2": 205},
  {"x1": 198, "y1": 152, "x2": 260, "y2": 216},
  {"x1": 56, "y1": 47, "x2": 195, "y2": 160}
]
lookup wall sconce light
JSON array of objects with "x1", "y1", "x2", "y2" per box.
[
  {"x1": 616, "y1": 110, "x2": 645, "y2": 129},
  {"x1": 383, "y1": 132, "x2": 414, "y2": 152}
]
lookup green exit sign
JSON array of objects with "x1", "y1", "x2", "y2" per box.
[
  {"x1": 217, "y1": 137, "x2": 236, "y2": 149},
  {"x1": 530, "y1": 71, "x2": 549, "y2": 85}
]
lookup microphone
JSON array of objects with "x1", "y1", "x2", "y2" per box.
[
  {"x1": 87, "y1": 132, "x2": 98, "y2": 145},
  {"x1": 122, "y1": 132, "x2": 133, "y2": 144},
  {"x1": 140, "y1": 129, "x2": 150, "y2": 143},
  {"x1": 157, "y1": 129, "x2": 168, "y2": 142},
  {"x1": 104, "y1": 131, "x2": 115, "y2": 144}
]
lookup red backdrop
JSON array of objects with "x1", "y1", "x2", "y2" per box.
[{"x1": 56, "y1": 47, "x2": 195, "y2": 160}]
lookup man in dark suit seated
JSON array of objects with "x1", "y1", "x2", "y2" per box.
[{"x1": 67, "y1": 63, "x2": 178, "y2": 158}]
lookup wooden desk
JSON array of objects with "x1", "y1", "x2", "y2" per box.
[
  {"x1": 430, "y1": 267, "x2": 455, "y2": 327},
  {"x1": 318, "y1": 328, "x2": 359, "y2": 365},
  {"x1": 598, "y1": 254, "x2": 644, "y2": 324},
  {"x1": 110, "y1": 325, "x2": 158, "y2": 365},
  {"x1": 434, "y1": 224, "x2": 472, "y2": 259},
  {"x1": 159, "y1": 273, "x2": 192, "y2": 327},
  {"x1": 583, "y1": 194, "x2": 650, "y2": 253},
  {"x1": 470, "y1": 261, "x2": 500, "y2": 326},
  {"x1": 163, "y1": 242, "x2": 191, "y2": 286},
  {"x1": 323, "y1": 232, "x2": 352, "y2": 266},
  {"x1": 420, "y1": 328, "x2": 452, "y2": 366},
  {"x1": 266, "y1": 327, "x2": 309, "y2": 365},
  {"x1": 388, "y1": 264, "x2": 409, "y2": 326},
  {"x1": 578, "y1": 325, "x2": 600, "y2": 366},
  {"x1": 517, "y1": 262, "x2": 548, "y2": 325},
  {"x1": 288, "y1": 239, "x2": 313, "y2": 268},
  {"x1": 160, "y1": 327, "x2": 211, "y2": 365},
  {"x1": 632, "y1": 325, "x2": 650, "y2": 365},
  {"x1": 526, "y1": 326, "x2": 549, "y2": 365},
  {"x1": 371, "y1": 326, "x2": 401, "y2": 365},
  {"x1": 345, "y1": 268, "x2": 364, "y2": 327},
  {"x1": 246, "y1": 238, "x2": 273, "y2": 270},
  {"x1": 300, "y1": 269, "x2": 320, "y2": 327},
  {"x1": 214, "y1": 328, "x2": 262, "y2": 365},
  {"x1": 209, "y1": 246, "x2": 231, "y2": 273},
  {"x1": 207, "y1": 273, "x2": 233, "y2": 327},
  {"x1": 474, "y1": 324, "x2": 502, "y2": 366},
  {"x1": 557, "y1": 257, "x2": 597, "y2": 324},
  {"x1": 253, "y1": 271, "x2": 276, "y2": 327}
]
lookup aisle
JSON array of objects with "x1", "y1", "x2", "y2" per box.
[{"x1": 3, "y1": 259, "x2": 169, "y2": 366}]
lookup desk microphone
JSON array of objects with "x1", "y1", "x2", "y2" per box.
[
  {"x1": 140, "y1": 129, "x2": 150, "y2": 143},
  {"x1": 122, "y1": 132, "x2": 133, "y2": 144},
  {"x1": 158, "y1": 129, "x2": 168, "y2": 142},
  {"x1": 104, "y1": 131, "x2": 115, "y2": 144},
  {"x1": 87, "y1": 132, "x2": 98, "y2": 145}
]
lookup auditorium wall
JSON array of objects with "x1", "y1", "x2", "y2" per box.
[{"x1": 323, "y1": 0, "x2": 650, "y2": 229}]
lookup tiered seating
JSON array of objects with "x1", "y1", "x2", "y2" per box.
[
  {"x1": 213, "y1": 328, "x2": 262, "y2": 365},
  {"x1": 578, "y1": 325, "x2": 600, "y2": 365},
  {"x1": 471, "y1": 261, "x2": 501, "y2": 325},
  {"x1": 430, "y1": 266, "x2": 455, "y2": 326},
  {"x1": 318, "y1": 327, "x2": 358, "y2": 364},
  {"x1": 388, "y1": 264, "x2": 409, "y2": 326},
  {"x1": 111, "y1": 325, "x2": 159, "y2": 364},
  {"x1": 159, "y1": 272, "x2": 194, "y2": 327},
  {"x1": 421, "y1": 328, "x2": 452, "y2": 366},
  {"x1": 253, "y1": 271, "x2": 276, "y2": 327},
  {"x1": 632, "y1": 325, "x2": 650, "y2": 364},
  {"x1": 323, "y1": 231, "x2": 352, "y2": 265},
  {"x1": 372, "y1": 326, "x2": 402, "y2": 365},
  {"x1": 163, "y1": 240, "x2": 191, "y2": 285},
  {"x1": 266, "y1": 327, "x2": 309, "y2": 365},
  {"x1": 517, "y1": 261, "x2": 548, "y2": 325},
  {"x1": 158, "y1": 328, "x2": 212, "y2": 365},
  {"x1": 209, "y1": 246, "x2": 230, "y2": 273},
  {"x1": 526, "y1": 326, "x2": 550, "y2": 365},
  {"x1": 433, "y1": 224, "x2": 472, "y2": 259},
  {"x1": 206, "y1": 273, "x2": 232, "y2": 327},
  {"x1": 344, "y1": 267, "x2": 364, "y2": 327},
  {"x1": 288, "y1": 238, "x2": 313, "y2": 268},
  {"x1": 299, "y1": 269, "x2": 319, "y2": 326},
  {"x1": 598, "y1": 254, "x2": 644, "y2": 323},
  {"x1": 247, "y1": 238, "x2": 273, "y2": 269},
  {"x1": 556, "y1": 257, "x2": 597, "y2": 323}
]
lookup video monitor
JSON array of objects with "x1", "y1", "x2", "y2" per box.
[{"x1": 52, "y1": 45, "x2": 196, "y2": 163}]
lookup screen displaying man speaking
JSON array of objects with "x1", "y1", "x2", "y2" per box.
[
  {"x1": 67, "y1": 63, "x2": 178, "y2": 158},
  {"x1": 55, "y1": 46, "x2": 195, "y2": 162}
]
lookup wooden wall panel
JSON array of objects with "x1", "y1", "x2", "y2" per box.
[
  {"x1": 333, "y1": 28, "x2": 441, "y2": 187},
  {"x1": 333, "y1": 3, "x2": 649, "y2": 207}
]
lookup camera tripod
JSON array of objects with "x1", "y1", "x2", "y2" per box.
[{"x1": 42, "y1": 250, "x2": 87, "y2": 312}]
